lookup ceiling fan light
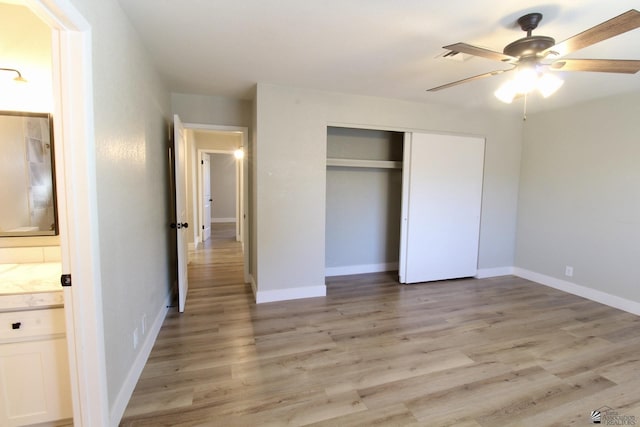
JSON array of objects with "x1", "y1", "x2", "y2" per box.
[
  {"x1": 537, "y1": 73, "x2": 564, "y2": 98},
  {"x1": 513, "y1": 67, "x2": 538, "y2": 94},
  {"x1": 494, "y1": 80, "x2": 518, "y2": 104}
]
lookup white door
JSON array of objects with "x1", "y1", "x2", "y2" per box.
[
  {"x1": 173, "y1": 114, "x2": 189, "y2": 312},
  {"x1": 202, "y1": 155, "x2": 212, "y2": 242},
  {"x1": 399, "y1": 132, "x2": 484, "y2": 283}
]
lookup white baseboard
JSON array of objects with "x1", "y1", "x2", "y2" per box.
[
  {"x1": 211, "y1": 217, "x2": 236, "y2": 223},
  {"x1": 109, "y1": 293, "x2": 171, "y2": 426},
  {"x1": 325, "y1": 262, "x2": 398, "y2": 277},
  {"x1": 475, "y1": 266, "x2": 515, "y2": 279},
  {"x1": 514, "y1": 267, "x2": 640, "y2": 316},
  {"x1": 256, "y1": 285, "x2": 326, "y2": 304}
]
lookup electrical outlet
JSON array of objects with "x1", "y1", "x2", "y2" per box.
[
  {"x1": 565, "y1": 266, "x2": 574, "y2": 277},
  {"x1": 133, "y1": 328, "x2": 139, "y2": 349},
  {"x1": 141, "y1": 314, "x2": 147, "y2": 336}
]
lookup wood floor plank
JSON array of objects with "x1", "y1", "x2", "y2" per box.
[
  {"x1": 305, "y1": 403, "x2": 418, "y2": 426},
  {"x1": 120, "y1": 222, "x2": 640, "y2": 426}
]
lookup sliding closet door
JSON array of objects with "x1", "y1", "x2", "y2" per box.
[{"x1": 399, "y1": 132, "x2": 485, "y2": 284}]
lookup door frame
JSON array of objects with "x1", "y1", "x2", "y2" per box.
[
  {"x1": 28, "y1": 0, "x2": 109, "y2": 424},
  {"x1": 199, "y1": 152, "x2": 212, "y2": 243},
  {"x1": 185, "y1": 123, "x2": 250, "y2": 284}
]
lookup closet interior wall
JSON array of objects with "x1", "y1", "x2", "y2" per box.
[{"x1": 325, "y1": 127, "x2": 404, "y2": 277}]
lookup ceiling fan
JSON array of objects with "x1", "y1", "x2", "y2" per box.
[{"x1": 427, "y1": 9, "x2": 640, "y2": 103}]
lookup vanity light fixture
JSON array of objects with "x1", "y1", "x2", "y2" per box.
[{"x1": 0, "y1": 67, "x2": 27, "y2": 83}]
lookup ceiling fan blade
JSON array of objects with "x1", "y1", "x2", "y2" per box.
[
  {"x1": 551, "y1": 59, "x2": 640, "y2": 74},
  {"x1": 545, "y1": 9, "x2": 640, "y2": 57},
  {"x1": 427, "y1": 69, "x2": 512, "y2": 92},
  {"x1": 443, "y1": 42, "x2": 517, "y2": 63}
]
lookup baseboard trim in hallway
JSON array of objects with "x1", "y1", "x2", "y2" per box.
[{"x1": 111, "y1": 293, "x2": 171, "y2": 425}]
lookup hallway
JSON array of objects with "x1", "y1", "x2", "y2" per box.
[{"x1": 120, "y1": 222, "x2": 252, "y2": 424}]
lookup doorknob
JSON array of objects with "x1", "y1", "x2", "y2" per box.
[{"x1": 170, "y1": 222, "x2": 189, "y2": 229}]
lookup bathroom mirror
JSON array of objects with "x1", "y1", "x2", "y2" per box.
[{"x1": 0, "y1": 111, "x2": 57, "y2": 236}]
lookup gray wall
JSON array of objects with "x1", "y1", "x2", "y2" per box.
[
  {"x1": 255, "y1": 83, "x2": 523, "y2": 294},
  {"x1": 210, "y1": 153, "x2": 237, "y2": 221},
  {"x1": 70, "y1": 0, "x2": 172, "y2": 410},
  {"x1": 171, "y1": 93, "x2": 252, "y2": 126},
  {"x1": 516, "y1": 90, "x2": 640, "y2": 303}
]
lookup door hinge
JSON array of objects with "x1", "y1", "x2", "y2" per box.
[
  {"x1": 61, "y1": 274, "x2": 72, "y2": 287},
  {"x1": 201, "y1": 160, "x2": 204, "y2": 165},
  {"x1": 202, "y1": 225, "x2": 205, "y2": 230}
]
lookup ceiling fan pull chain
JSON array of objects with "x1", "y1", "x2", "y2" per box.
[{"x1": 523, "y1": 93, "x2": 528, "y2": 121}]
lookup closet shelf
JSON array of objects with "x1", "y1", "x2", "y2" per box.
[{"x1": 326, "y1": 158, "x2": 402, "y2": 169}]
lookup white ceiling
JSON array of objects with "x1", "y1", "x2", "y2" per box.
[{"x1": 117, "y1": 0, "x2": 640, "y2": 113}]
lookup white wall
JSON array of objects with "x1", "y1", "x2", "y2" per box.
[
  {"x1": 210, "y1": 153, "x2": 236, "y2": 221},
  {"x1": 69, "y1": 0, "x2": 171, "y2": 412},
  {"x1": 194, "y1": 131, "x2": 241, "y2": 150},
  {"x1": 255, "y1": 83, "x2": 523, "y2": 297},
  {"x1": 516, "y1": 90, "x2": 640, "y2": 304}
]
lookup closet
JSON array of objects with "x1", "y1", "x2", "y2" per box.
[
  {"x1": 325, "y1": 127, "x2": 404, "y2": 277},
  {"x1": 325, "y1": 126, "x2": 485, "y2": 284}
]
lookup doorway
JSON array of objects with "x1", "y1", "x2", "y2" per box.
[
  {"x1": 23, "y1": 0, "x2": 110, "y2": 424},
  {"x1": 199, "y1": 150, "x2": 241, "y2": 245},
  {"x1": 181, "y1": 123, "x2": 249, "y2": 285}
]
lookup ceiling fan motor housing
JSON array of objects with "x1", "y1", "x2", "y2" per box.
[
  {"x1": 503, "y1": 12, "x2": 555, "y2": 59},
  {"x1": 503, "y1": 35, "x2": 555, "y2": 59}
]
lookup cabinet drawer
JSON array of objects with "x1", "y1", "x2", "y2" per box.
[{"x1": 0, "y1": 308, "x2": 65, "y2": 341}]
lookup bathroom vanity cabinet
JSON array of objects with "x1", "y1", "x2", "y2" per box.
[{"x1": 0, "y1": 264, "x2": 72, "y2": 426}]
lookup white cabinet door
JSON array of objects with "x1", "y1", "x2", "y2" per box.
[
  {"x1": 0, "y1": 338, "x2": 72, "y2": 426},
  {"x1": 399, "y1": 132, "x2": 484, "y2": 283}
]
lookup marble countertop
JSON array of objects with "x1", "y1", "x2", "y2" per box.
[{"x1": 0, "y1": 263, "x2": 63, "y2": 311}]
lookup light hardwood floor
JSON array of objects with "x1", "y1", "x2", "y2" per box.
[{"x1": 121, "y1": 224, "x2": 640, "y2": 426}]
